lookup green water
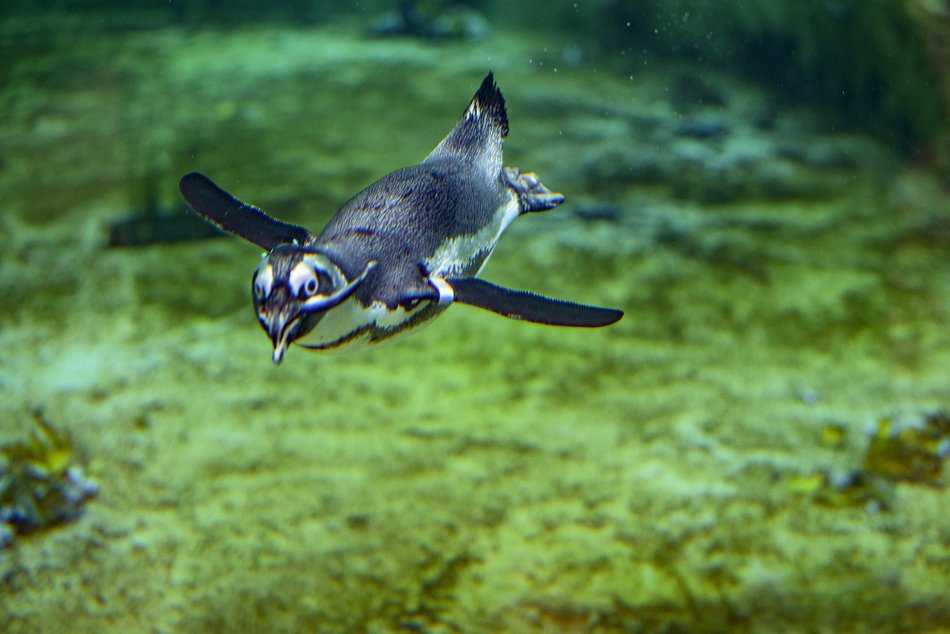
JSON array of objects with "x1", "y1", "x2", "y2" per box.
[{"x1": 1, "y1": 3, "x2": 948, "y2": 633}]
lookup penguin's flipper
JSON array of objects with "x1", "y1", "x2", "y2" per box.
[
  {"x1": 425, "y1": 72, "x2": 507, "y2": 176},
  {"x1": 446, "y1": 277, "x2": 623, "y2": 327},
  {"x1": 179, "y1": 172, "x2": 313, "y2": 250}
]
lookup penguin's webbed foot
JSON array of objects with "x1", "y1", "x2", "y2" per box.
[{"x1": 503, "y1": 167, "x2": 564, "y2": 214}]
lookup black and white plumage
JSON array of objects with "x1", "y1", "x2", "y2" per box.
[{"x1": 179, "y1": 73, "x2": 623, "y2": 364}]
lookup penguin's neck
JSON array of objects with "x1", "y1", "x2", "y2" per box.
[{"x1": 314, "y1": 233, "x2": 384, "y2": 281}]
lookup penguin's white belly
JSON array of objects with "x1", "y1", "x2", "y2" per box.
[
  {"x1": 425, "y1": 192, "x2": 520, "y2": 278},
  {"x1": 295, "y1": 295, "x2": 431, "y2": 352}
]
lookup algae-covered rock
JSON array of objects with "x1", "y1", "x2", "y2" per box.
[{"x1": 0, "y1": 413, "x2": 97, "y2": 544}]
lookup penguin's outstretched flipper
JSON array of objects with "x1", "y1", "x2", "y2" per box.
[
  {"x1": 445, "y1": 277, "x2": 623, "y2": 327},
  {"x1": 179, "y1": 172, "x2": 313, "y2": 250}
]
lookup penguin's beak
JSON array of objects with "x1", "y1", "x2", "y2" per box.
[
  {"x1": 267, "y1": 316, "x2": 297, "y2": 365},
  {"x1": 271, "y1": 332, "x2": 289, "y2": 365},
  {"x1": 260, "y1": 288, "x2": 299, "y2": 365}
]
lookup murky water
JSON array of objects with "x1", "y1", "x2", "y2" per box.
[{"x1": 1, "y1": 3, "x2": 948, "y2": 632}]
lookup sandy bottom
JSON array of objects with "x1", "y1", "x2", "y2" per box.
[{"x1": 1, "y1": 15, "x2": 949, "y2": 634}]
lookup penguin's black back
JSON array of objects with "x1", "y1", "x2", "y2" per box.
[
  {"x1": 317, "y1": 157, "x2": 506, "y2": 262},
  {"x1": 317, "y1": 72, "x2": 512, "y2": 265}
]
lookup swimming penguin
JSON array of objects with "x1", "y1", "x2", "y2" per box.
[{"x1": 179, "y1": 73, "x2": 623, "y2": 364}]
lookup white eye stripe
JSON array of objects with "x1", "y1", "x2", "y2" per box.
[
  {"x1": 254, "y1": 264, "x2": 274, "y2": 299},
  {"x1": 289, "y1": 262, "x2": 319, "y2": 298}
]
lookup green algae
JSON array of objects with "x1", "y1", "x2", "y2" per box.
[{"x1": 0, "y1": 9, "x2": 948, "y2": 634}]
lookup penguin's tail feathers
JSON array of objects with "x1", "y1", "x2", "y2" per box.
[
  {"x1": 462, "y1": 72, "x2": 508, "y2": 139},
  {"x1": 425, "y1": 72, "x2": 508, "y2": 173}
]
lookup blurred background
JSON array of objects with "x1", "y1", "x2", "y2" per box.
[{"x1": 1, "y1": 2, "x2": 948, "y2": 632}]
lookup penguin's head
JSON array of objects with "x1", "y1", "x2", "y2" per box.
[{"x1": 252, "y1": 245, "x2": 375, "y2": 364}]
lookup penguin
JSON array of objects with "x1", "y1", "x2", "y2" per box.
[{"x1": 179, "y1": 73, "x2": 623, "y2": 364}]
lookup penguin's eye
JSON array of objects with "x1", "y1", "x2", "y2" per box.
[
  {"x1": 303, "y1": 277, "x2": 318, "y2": 297},
  {"x1": 289, "y1": 262, "x2": 327, "y2": 299}
]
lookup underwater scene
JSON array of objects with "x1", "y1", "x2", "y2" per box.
[{"x1": 1, "y1": 1, "x2": 949, "y2": 632}]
